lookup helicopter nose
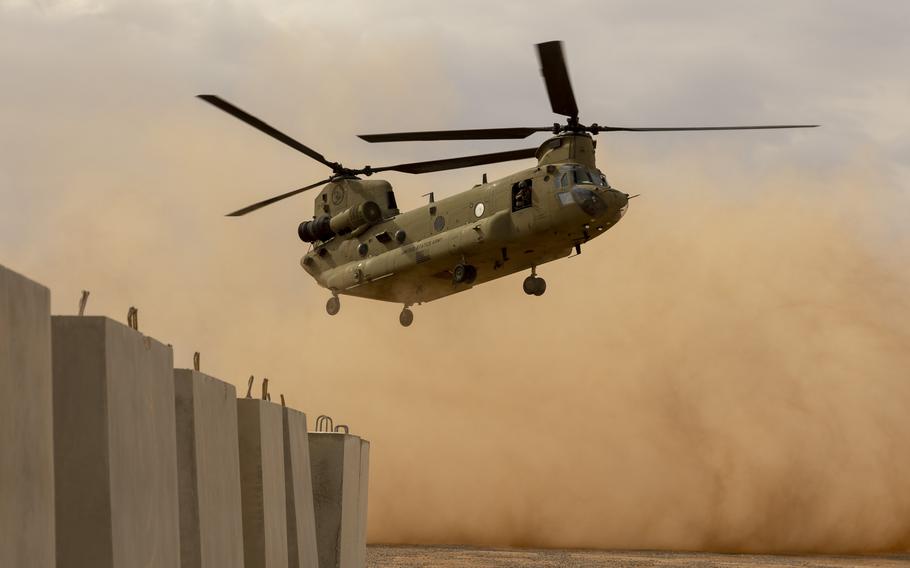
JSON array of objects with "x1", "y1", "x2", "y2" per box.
[
  {"x1": 607, "y1": 189, "x2": 629, "y2": 211},
  {"x1": 570, "y1": 187, "x2": 628, "y2": 218}
]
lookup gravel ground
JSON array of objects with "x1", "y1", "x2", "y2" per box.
[{"x1": 368, "y1": 545, "x2": 910, "y2": 567}]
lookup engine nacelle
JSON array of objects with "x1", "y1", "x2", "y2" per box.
[
  {"x1": 298, "y1": 200, "x2": 384, "y2": 243},
  {"x1": 298, "y1": 215, "x2": 335, "y2": 243},
  {"x1": 328, "y1": 201, "x2": 382, "y2": 236}
]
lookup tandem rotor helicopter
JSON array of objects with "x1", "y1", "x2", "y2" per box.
[{"x1": 199, "y1": 41, "x2": 816, "y2": 327}]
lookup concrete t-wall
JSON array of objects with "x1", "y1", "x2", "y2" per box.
[
  {"x1": 52, "y1": 316, "x2": 181, "y2": 568},
  {"x1": 283, "y1": 406, "x2": 319, "y2": 568},
  {"x1": 175, "y1": 369, "x2": 244, "y2": 568},
  {"x1": 355, "y1": 440, "x2": 370, "y2": 568},
  {"x1": 238, "y1": 398, "x2": 289, "y2": 568},
  {"x1": 0, "y1": 265, "x2": 55, "y2": 568},
  {"x1": 309, "y1": 433, "x2": 368, "y2": 568}
]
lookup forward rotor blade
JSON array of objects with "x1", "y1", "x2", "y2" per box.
[
  {"x1": 198, "y1": 95, "x2": 340, "y2": 171},
  {"x1": 599, "y1": 124, "x2": 819, "y2": 132},
  {"x1": 358, "y1": 127, "x2": 552, "y2": 143},
  {"x1": 536, "y1": 41, "x2": 579, "y2": 119},
  {"x1": 226, "y1": 178, "x2": 332, "y2": 217},
  {"x1": 372, "y1": 147, "x2": 538, "y2": 175}
]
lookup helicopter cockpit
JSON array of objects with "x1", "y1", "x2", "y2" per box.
[
  {"x1": 557, "y1": 165, "x2": 610, "y2": 189},
  {"x1": 555, "y1": 164, "x2": 623, "y2": 219}
]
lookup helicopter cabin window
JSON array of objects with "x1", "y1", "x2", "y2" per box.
[{"x1": 511, "y1": 179, "x2": 533, "y2": 212}]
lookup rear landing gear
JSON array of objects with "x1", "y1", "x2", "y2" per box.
[
  {"x1": 523, "y1": 267, "x2": 546, "y2": 296},
  {"x1": 326, "y1": 295, "x2": 340, "y2": 316},
  {"x1": 452, "y1": 263, "x2": 477, "y2": 284},
  {"x1": 399, "y1": 306, "x2": 414, "y2": 327}
]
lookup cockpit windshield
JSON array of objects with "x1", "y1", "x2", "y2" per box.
[{"x1": 558, "y1": 165, "x2": 609, "y2": 188}]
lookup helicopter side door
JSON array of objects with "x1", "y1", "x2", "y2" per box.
[
  {"x1": 510, "y1": 178, "x2": 536, "y2": 235},
  {"x1": 511, "y1": 176, "x2": 552, "y2": 235}
]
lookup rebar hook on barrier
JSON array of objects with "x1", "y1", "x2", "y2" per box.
[
  {"x1": 127, "y1": 307, "x2": 139, "y2": 330},
  {"x1": 315, "y1": 415, "x2": 334, "y2": 432},
  {"x1": 334, "y1": 424, "x2": 349, "y2": 434},
  {"x1": 78, "y1": 291, "x2": 90, "y2": 316}
]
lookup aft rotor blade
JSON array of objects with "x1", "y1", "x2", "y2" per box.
[
  {"x1": 373, "y1": 147, "x2": 538, "y2": 175},
  {"x1": 226, "y1": 177, "x2": 333, "y2": 217},
  {"x1": 598, "y1": 124, "x2": 819, "y2": 132},
  {"x1": 358, "y1": 127, "x2": 552, "y2": 143},
  {"x1": 536, "y1": 41, "x2": 579, "y2": 119},
  {"x1": 198, "y1": 95, "x2": 340, "y2": 171}
]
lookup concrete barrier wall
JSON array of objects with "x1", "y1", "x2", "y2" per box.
[
  {"x1": 356, "y1": 440, "x2": 370, "y2": 568},
  {"x1": 175, "y1": 369, "x2": 244, "y2": 568},
  {"x1": 309, "y1": 433, "x2": 369, "y2": 568},
  {"x1": 238, "y1": 398, "x2": 289, "y2": 568},
  {"x1": 0, "y1": 265, "x2": 55, "y2": 568},
  {"x1": 0, "y1": 264, "x2": 371, "y2": 568},
  {"x1": 283, "y1": 407, "x2": 319, "y2": 568},
  {"x1": 52, "y1": 316, "x2": 180, "y2": 568}
]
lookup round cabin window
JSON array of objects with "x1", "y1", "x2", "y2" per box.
[{"x1": 474, "y1": 202, "x2": 485, "y2": 218}]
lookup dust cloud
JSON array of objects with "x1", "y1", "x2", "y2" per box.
[
  {"x1": 10, "y1": 124, "x2": 910, "y2": 553},
  {"x1": 304, "y1": 164, "x2": 910, "y2": 554}
]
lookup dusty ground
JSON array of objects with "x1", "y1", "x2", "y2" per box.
[{"x1": 368, "y1": 545, "x2": 910, "y2": 567}]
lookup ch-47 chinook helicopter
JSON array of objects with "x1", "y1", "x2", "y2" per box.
[{"x1": 199, "y1": 41, "x2": 816, "y2": 327}]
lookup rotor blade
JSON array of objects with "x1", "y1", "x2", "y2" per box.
[
  {"x1": 198, "y1": 95, "x2": 340, "y2": 171},
  {"x1": 372, "y1": 147, "x2": 538, "y2": 175},
  {"x1": 358, "y1": 127, "x2": 552, "y2": 143},
  {"x1": 536, "y1": 41, "x2": 579, "y2": 119},
  {"x1": 599, "y1": 124, "x2": 819, "y2": 132},
  {"x1": 226, "y1": 177, "x2": 332, "y2": 217}
]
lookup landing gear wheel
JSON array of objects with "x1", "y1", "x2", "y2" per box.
[
  {"x1": 399, "y1": 307, "x2": 414, "y2": 327},
  {"x1": 326, "y1": 296, "x2": 340, "y2": 316},
  {"x1": 522, "y1": 276, "x2": 547, "y2": 296},
  {"x1": 453, "y1": 264, "x2": 478, "y2": 284}
]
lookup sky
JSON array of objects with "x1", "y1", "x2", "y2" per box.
[{"x1": 2, "y1": 0, "x2": 910, "y2": 553}]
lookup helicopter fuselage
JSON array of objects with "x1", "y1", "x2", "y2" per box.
[
  {"x1": 199, "y1": 40, "x2": 813, "y2": 326},
  {"x1": 300, "y1": 134, "x2": 629, "y2": 305}
]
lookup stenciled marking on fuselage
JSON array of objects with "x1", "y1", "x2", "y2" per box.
[{"x1": 400, "y1": 236, "x2": 443, "y2": 254}]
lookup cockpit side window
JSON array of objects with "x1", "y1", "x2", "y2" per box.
[{"x1": 588, "y1": 169, "x2": 608, "y2": 187}]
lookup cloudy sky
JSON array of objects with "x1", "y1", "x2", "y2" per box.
[{"x1": 2, "y1": 0, "x2": 910, "y2": 552}]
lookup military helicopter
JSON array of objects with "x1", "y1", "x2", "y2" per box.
[{"x1": 199, "y1": 41, "x2": 815, "y2": 327}]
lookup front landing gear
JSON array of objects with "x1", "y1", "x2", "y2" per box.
[
  {"x1": 523, "y1": 267, "x2": 546, "y2": 296},
  {"x1": 399, "y1": 306, "x2": 414, "y2": 327},
  {"x1": 326, "y1": 295, "x2": 340, "y2": 316}
]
